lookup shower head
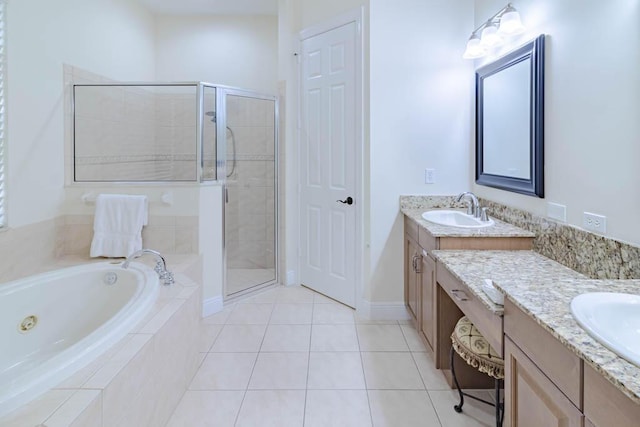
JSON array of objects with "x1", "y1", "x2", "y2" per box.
[{"x1": 205, "y1": 111, "x2": 216, "y2": 123}]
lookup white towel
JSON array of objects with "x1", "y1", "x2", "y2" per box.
[{"x1": 90, "y1": 194, "x2": 148, "y2": 258}]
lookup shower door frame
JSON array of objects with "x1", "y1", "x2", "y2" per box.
[{"x1": 213, "y1": 85, "x2": 280, "y2": 300}]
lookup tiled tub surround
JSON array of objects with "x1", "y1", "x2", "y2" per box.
[
  {"x1": 59, "y1": 214, "x2": 199, "y2": 257},
  {"x1": 401, "y1": 195, "x2": 640, "y2": 279},
  {"x1": 0, "y1": 255, "x2": 203, "y2": 427},
  {"x1": 0, "y1": 215, "x2": 198, "y2": 284},
  {"x1": 432, "y1": 250, "x2": 587, "y2": 315},
  {"x1": 0, "y1": 218, "x2": 62, "y2": 283}
]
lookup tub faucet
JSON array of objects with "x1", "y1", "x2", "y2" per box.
[
  {"x1": 122, "y1": 249, "x2": 175, "y2": 286},
  {"x1": 456, "y1": 192, "x2": 480, "y2": 218}
]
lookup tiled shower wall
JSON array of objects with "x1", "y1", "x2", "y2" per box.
[
  {"x1": 68, "y1": 65, "x2": 200, "y2": 182},
  {"x1": 225, "y1": 96, "x2": 276, "y2": 270}
]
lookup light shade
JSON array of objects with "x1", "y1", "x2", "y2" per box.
[
  {"x1": 498, "y1": 8, "x2": 525, "y2": 35},
  {"x1": 462, "y1": 35, "x2": 486, "y2": 59},
  {"x1": 480, "y1": 22, "x2": 503, "y2": 48}
]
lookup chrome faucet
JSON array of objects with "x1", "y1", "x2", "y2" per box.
[
  {"x1": 456, "y1": 192, "x2": 480, "y2": 218},
  {"x1": 122, "y1": 249, "x2": 175, "y2": 286}
]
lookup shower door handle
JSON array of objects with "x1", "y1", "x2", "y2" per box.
[{"x1": 336, "y1": 197, "x2": 354, "y2": 205}]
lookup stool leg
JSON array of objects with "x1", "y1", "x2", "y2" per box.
[
  {"x1": 498, "y1": 379, "x2": 505, "y2": 427},
  {"x1": 450, "y1": 346, "x2": 464, "y2": 413},
  {"x1": 495, "y1": 379, "x2": 501, "y2": 427}
]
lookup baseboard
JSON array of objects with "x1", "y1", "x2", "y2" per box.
[
  {"x1": 357, "y1": 299, "x2": 411, "y2": 320},
  {"x1": 202, "y1": 296, "x2": 224, "y2": 317}
]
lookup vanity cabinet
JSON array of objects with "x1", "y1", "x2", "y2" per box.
[
  {"x1": 419, "y1": 254, "x2": 435, "y2": 350},
  {"x1": 504, "y1": 299, "x2": 581, "y2": 407},
  {"x1": 404, "y1": 216, "x2": 436, "y2": 350},
  {"x1": 404, "y1": 217, "x2": 421, "y2": 321},
  {"x1": 504, "y1": 299, "x2": 583, "y2": 426},
  {"x1": 504, "y1": 298, "x2": 640, "y2": 427},
  {"x1": 583, "y1": 364, "x2": 640, "y2": 427},
  {"x1": 403, "y1": 215, "x2": 532, "y2": 377},
  {"x1": 504, "y1": 337, "x2": 583, "y2": 427}
]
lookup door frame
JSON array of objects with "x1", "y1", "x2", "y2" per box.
[{"x1": 297, "y1": 7, "x2": 365, "y2": 309}]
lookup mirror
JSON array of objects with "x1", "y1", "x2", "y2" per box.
[{"x1": 476, "y1": 34, "x2": 545, "y2": 198}]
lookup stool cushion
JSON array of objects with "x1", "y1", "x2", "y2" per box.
[{"x1": 451, "y1": 316, "x2": 504, "y2": 379}]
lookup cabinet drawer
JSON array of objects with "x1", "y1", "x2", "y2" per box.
[
  {"x1": 504, "y1": 299, "x2": 582, "y2": 409},
  {"x1": 405, "y1": 217, "x2": 419, "y2": 242},
  {"x1": 436, "y1": 262, "x2": 502, "y2": 354},
  {"x1": 505, "y1": 337, "x2": 583, "y2": 427},
  {"x1": 584, "y1": 364, "x2": 640, "y2": 427}
]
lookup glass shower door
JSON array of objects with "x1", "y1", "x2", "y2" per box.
[{"x1": 224, "y1": 92, "x2": 277, "y2": 297}]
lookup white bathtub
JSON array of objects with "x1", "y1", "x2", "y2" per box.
[{"x1": 0, "y1": 261, "x2": 158, "y2": 417}]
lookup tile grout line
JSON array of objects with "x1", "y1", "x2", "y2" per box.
[
  {"x1": 354, "y1": 321, "x2": 376, "y2": 426},
  {"x1": 232, "y1": 295, "x2": 276, "y2": 426},
  {"x1": 301, "y1": 299, "x2": 317, "y2": 427}
]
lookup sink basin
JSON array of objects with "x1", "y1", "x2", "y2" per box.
[
  {"x1": 571, "y1": 292, "x2": 640, "y2": 368},
  {"x1": 421, "y1": 210, "x2": 494, "y2": 228}
]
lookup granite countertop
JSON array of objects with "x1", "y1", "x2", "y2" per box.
[
  {"x1": 494, "y1": 278, "x2": 640, "y2": 404},
  {"x1": 433, "y1": 248, "x2": 640, "y2": 402},
  {"x1": 432, "y1": 250, "x2": 586, "y2": 315},
  {"x1": 402, "y1": 208, "x2": 535, "y2": 238}
]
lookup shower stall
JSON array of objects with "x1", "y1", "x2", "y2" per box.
[{"x1": 72, "y1": 82, "x2": 278, "y2": 297}]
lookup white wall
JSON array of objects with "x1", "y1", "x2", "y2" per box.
[
  {"x1": 154, "y1": 14, "x2": 278, "y2": 93},
  {"x1": 472, "y1": 0, "x2": 640, "y2": 246},
  {"x1": 6, "y1": 0, "x2": 156, "y2": 228},
  {"x1": 367, "y1": 0, "x2": 474, "y2": 302},
  {"x1": 297, "y1": 0, "x2": 367, "y2": 30}
]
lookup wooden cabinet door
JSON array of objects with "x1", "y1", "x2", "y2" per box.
[
  {"x1": 584, "y1": 363, "x2": 640, "y2": 427},
  {"x1": 504, "y1": 337, "x2": 583, "y2": 427},
  {"x1": 405, "y1": 235, "x2": 419, "y2": 321},
  {"x1": 419, "y1": 254, "x2": 435, "y2": 350}
]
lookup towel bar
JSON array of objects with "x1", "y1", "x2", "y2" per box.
[{"x1": 81, "y1": 192, "x2": 173, "y2": 206}]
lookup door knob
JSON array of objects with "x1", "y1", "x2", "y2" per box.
[{"x1": 336, "y1": 197, "x2": 354, "y2": 205}]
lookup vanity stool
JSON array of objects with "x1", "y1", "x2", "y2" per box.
[{"x1": 450, "y1": 316, "x2": 504, "y2": 427}]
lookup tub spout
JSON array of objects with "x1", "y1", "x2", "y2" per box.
[{"x1": 122, "y1": 249, "x2": 174, "y2": 286}]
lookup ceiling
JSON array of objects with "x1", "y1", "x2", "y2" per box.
[{"x1": 135, "y1": 0, "x2": 278, "y2": 16}]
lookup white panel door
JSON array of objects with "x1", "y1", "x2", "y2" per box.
[{"x1": 299, "y1": 22, "x2": 357, "y2": 307}]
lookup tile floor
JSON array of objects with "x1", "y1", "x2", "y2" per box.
[
  {"x1": 166, "y1": 286, "x2": 496, "y2": 427},
  {"x1": 226, "y1": 268, "x2": 277, "y2": 296}
]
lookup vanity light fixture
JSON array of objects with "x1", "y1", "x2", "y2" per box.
[
  {"x1": 463, "y1": 3, "x2": 525, "y2": 59},
  {"x1": 462, "y1": 33, "x2": 486, "y2": 59},
  {"x1": 480, "y1": 21, "x2": 503, "y2": 48}
]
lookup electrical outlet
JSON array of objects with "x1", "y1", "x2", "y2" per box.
[
  {"x1": 424, "y1": 169, "x2": 436, "y2": 184},
  {"x1": 583, "y1": 212, "x2": 607, "y2": 234}
]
